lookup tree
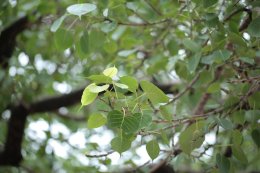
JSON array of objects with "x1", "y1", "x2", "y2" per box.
[{"x1": 0, "y1": 0, "x2": 259, "y2": 172}]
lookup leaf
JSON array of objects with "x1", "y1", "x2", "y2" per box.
[
  {"x1": 54, "y1": 29, "x2": 73, "y2": 50},
  {"x1": 187, "y1": 53, "x2": 201, "y2": 73},
  {"x1": 203, "y1": 0, "x2": 218, "y2": 7},
  {"x1": 66, "y1": 3, "x2": 96, "y2": 18},
  {"x1": 217, "y1": 118, "x2": 233, "y2": 130},
  {"x1": 111, "y1": 136, "x2": 132, "y2": 154},
  {"x1": 232, "y1": 145, "x2": 248, "y2": 164},
  {"x1": 120, "y1": 76, "x2": 138, "y2": 92},
  {"x1": 167, "y1": 39, "x2": 179, "y2": 55},
  {"x1": 161, "y1": 131, "x2": 170, "y2": 146},
  {"x1": 101, "y1": 21, "x2": 117, "y2": 33},
  {"x1": 232, "y1": 130, "x2": 243, "y2": 146},
  {"x1": 80, "y1": 32, "x2": 89, "y2": 54},
  {"x1": 50, "y1": 15, "x2": 67, "y2": 32},
  {"x1": 87, "y1": 113, "x2": 107, "y2": 129},
  {"x1": 159, "y1": 105, "x2": 172, "y2": 121},
  {"x1": 207, "y1": 82, "x2": 220, "y2": 93},
  {"x1": 146, "y1": 140, "x2": 160, "y2": 160},
  {"x1": 251, "y1": 129, "x2": 260, "y2": 148},
  {"x1": 216, "y1": 154, "x2": 230, "y2": 173},
  {"x1": 183, "y1": 39, "x2": 201, "y2": 52},
  {"x1": 140, "y1": 81, "x2": 169, "y2": 105},
  {"x1": 87, "y1": 75, "x2": 112, "y2": 84},
  {"x1": 114, "y1": 82, "x2": 128, "y2": 89},
  {"x1": 81, "y1": 84, "x2": 98, "y2": 106},
  {"x1": 247, "y1": 17, "x2": 260, "y2": 37},
  {"x1": 88, "y1": 83, "x2": 109, "y2": 93},
  {"x1": 103, "y1": 66, "x2": 118, "y2": 78},
  {"x1": 179, "y1": 122, "x2": 205, "y2": 154},
  {"x1": 138, "y1": 114, "x2": 152, "y2": 129},
  {"x1": 118, "y1": 49, "x2": 136, "y2": 57},
  {"x1": 107, "y1": 111, "x2": 141, "y2": 133}
]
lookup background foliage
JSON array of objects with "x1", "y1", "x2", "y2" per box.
[{"x1": 0, "y1": 0, "x2": 260, "y2": 172}]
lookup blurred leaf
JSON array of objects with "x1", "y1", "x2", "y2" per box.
[
  {"x1": 54, "y1": 29, "x2": 73, "y2": 50},
  {"x1": 111, "y1": 136, "x2": 132, "y2": 154},
  {"x1": 247, "y1": 17, "x2": 260, "y2": 37},
  {"x1": 120, "y1": 76, "x2": 138, "y2": 92},
  {"x1": 114, "y1": 82, "x2": 128, "y2": 89},
  {"x1": 50, "y1": 15, "x2": 67, "y2": 32},
  {"x1": 66, "y1": 3, "x2": 96, "y2": 17},
  {"x1": 187, "y1": 53, "x2": 201, "y2": 73},
  {"x1": 146, "y1": 140, "x2": 160, "y2": 160},
  {"x1": 81, "y1": 84, "x2": 98, "y2": 106},
  {"x1": 251, "y1": 129, "x2": 260, "y2": 148},
  {"x1": 232, "y1": 130, "x2": 243, "y2": 146},
  {"x1": 183, "y1": 39, "x2": 201, "y2": 52},
  {"x1": 232, "y1": 145, "x2": 248, "y2": 164},
  {"x1": 207, "y1": 82, "x2": 220, "y2": 93},
  {"x1": 87, "y1": 113, "x2": 107, "y2": 129},
  {"x1": 103, "y1": 66, "x2": 118, "y2": 78},
  {"x1": 216, "y1": 154, "x2": 230, "y2": 173}
]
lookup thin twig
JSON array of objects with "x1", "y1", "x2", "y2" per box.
[{"x1": 85, "y1": 150, "x2": 114, "y2": 158}]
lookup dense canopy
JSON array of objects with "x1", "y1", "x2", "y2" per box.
[{"x1": 0, "y1": 0, "x2": 260, "y2": 173}]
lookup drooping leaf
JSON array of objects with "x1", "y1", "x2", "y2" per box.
[
  {"x1": 81, "y1": 84, "x2": 98, "y2": 106},
  {"x1": 111, "y1": 136, "x2": 132, "y2": 154},
  {"x1": 87, "y1": 113, "x2": 107, "y2": 129},
  {"x1": 146, "y1": 140, "x2": 160, "y2": 160},
  {"x1": 179, "y1": 122, "x2": 205, "y2": 154},
  {"x1": 54, "y1": 29, "x2": 73, "y2": 50},
  {"x1": 67, "y1": 3, "x2": 96, "y2": 18},
  {"x1": 51, "y1": 15, "x2": 67, "y2": 32},
  {"x1": 247, "y1": 17, "x2": 260, "y2": 37},
  {"x1": 216, "y1": 154, "x2": 230, "y2": 173},
  {"x1": 87, "y1": 75, "x2": 113, "y2": 84},
  {"x1": 120, "y1": 76, "x2": 138, "y2": 92},
  {"x1": 140, "y1": 81, "x2": 169, "y2": 105},
  {"x1": 88, "y1": 83, "x2": 109, "y2": 93},
  {"x1": 103, "y1": 66, "x2": 118, "y2": 78},
  {"x1": 232, "y1": 145, "x2": 248, "y2": 164}
]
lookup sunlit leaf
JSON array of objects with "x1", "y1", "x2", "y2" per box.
[
  {"x1": 103, "y1": 66, "x2": 118, "y2": 78},
  {"x1": 120, "y1": 76, "x2": 138, "y2": 92},
  {"x1": 51, "y1": 15, "x2": 67, "y2": 32},
  {"x1": 88, "y1": 83, "x2": 109, "y2": 93},
  {"x1": 81, "y1": 84, "x2": 98, "y2": 106},
  {"x1": 87, "y1": 75, "x2": 113, "y2": 84},
  {"x1": 67, "y1": 3, "x2": 96, "y2": 18},
  {"x1": 87, "y1": 113, "x2": 107, "y2": 129},
  {"x1": 114, "y1": 82, "x2": 128, "y2": 89}
]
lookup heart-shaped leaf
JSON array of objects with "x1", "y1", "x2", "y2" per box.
[{"x1": 67, "y1": 3, "x2": 96, "y2": 18}]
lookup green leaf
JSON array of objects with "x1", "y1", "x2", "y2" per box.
[
  {"x1": 66, "y1": 3, "x2": 96, "y2": 18},
  {"x1": 103, "y1": 66, "x2": 118, "y2": 78},
  {"x1": 114, "y1": 82, "x2": 128, "y2": 89},
  {"x1": 107, "y1": 111, "x2": 141, "y2": 133},
  {"x1": 207, "y1": 82, "x2": 220, "y2": 93},
  {"x1": 247, "y1": 17, "x2": 260, "y2": 37},
  {"x1": 79, "y1": 32, "x2": 89, "y2": 54},
  {"x1": 87, "y1": 113, "x2": 107, "y2": 129},
  {"x1": 251, "y1": 129, "x2": 260, "y2": 148},
  {"x1": 81, "y1": 84, "x2": 98, "y2": 106},
  {"x1": 232, "y1": 130, "x2": 243, "y2": 146},
  {"x1": 187, "y1": 53, "x2": 201, "y2": 73},
  {"x1": 179, "y1": 122, "x2": 205, "y2": 154},
  {"x1": 216, "y1": 154, "x2": 230, "y2": 173},
  {"x1": 50, "y1": 15, "x2": 67, "y2": 32},
  {"x1": 87, "y1": 75, "x2": 112, "y2": 84},
  {"x1": 167, "y1": 39, "x2": 179, "y2": 55},
  {"x1": 101, "y1": 21, "x2": 117, "y2": 33},
  {"x1": 54, "y1": 29, "x2": 73, "y2": 50},
  {"x1": 88, "y1": 83, "x2": 109, "y2": 93},
  {"x1": 161, "y1": 131, "x2": 170, "y2": 146},
  {"x1": 159, "y1": 105, "x2": 172, "y2": 121},
  {"x1": 140, "y1": 81, "x2": 169, "y2": 105},
  {"x1": 228, "y1": 32, "x2": 247, "y2": 47},
  {"x1": 183, "y1": 39, "x2": 201, "y2": 52},
  {"x1": 111, "y1": 136, "x2": 132, "y2": 154},
  {"x1": 120, "y1": 76, "x2": 138, "y2": 92},
  {"x1": 139, "y1": 114, "x2": 152, "y2": 129},
  {"x1": 217, "y1": 118, "x2": 233, "y2": 130},
  {"x1": 146, "y1": 140, "x2": 160, "y2": 160},
  {"x1": 203, "y1": 0, "x2": 217, "y2": 7},
  {"x1": 232, "y1": 145, "x2": 248, "y2": 164}
]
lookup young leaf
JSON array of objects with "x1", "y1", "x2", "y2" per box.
[
  {"x1": 103, "y1": 66, "x2": 118, "y2": 78},
  {"x1": 81, "y1": 84, "x2": 98, "y2": 106},
  {"x1": 88, "y1": 83, "x2": 109, "y2": 93},
  {"x1": 120, "y1": 76, "x2": 138, "y2": 92},
  {"x1": 140, "y1": 81, "x2": 169, "y2": 105},
  {"x1": 87, "y1": 113, "x2": 107, "y2": 129},
  {"x1": 146, "y1": 140, "x2": 160, "y2": 160},
  {"x1": 51, "y1": 15, "x2": 67, "y2": 32},
  {"x1": 66, "y1": 3, "x2": 96, "y2": 18},
  {"x1": 111, "y1": 136, "x2": 132, "y2": 154},
  {"x1": 87, "y1": 75, "x2": 112, "y2": 84},
  {"x1": 114, "y1": 82, "x2": 128, "y2": 89},
  {"x1": 179, "y1": 122, "x2": 205, "y2": 154}
]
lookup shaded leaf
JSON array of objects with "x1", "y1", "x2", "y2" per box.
[
  {"x1": 251, "y1": 129, "x2": 260, "y2": 148},
  {"x1": 146, "y1": 140, "x2": 160, "y2": 160},
  {"x1": 54, "y1": 29, "x2": 73, "y2": 50},
  {"x1": 183, "y1": 39, "x2": 201, "y2": 52},
  {"x1": 87, "y1": 113, "x2": 107, "y2": 129},
  {"x1": 216, "y1": 154, "x2": 230, "y2": 173},
  {"x1": 87, "y1": 75, "x2": 113, "y2": 84},
  {"x1": 120, "y1": 76, "x2": 138, "y2": 92},
  {"x1": 232, "y1": 145, "x2": 248, "y2": 164},
  {"x1": 88, "y1": 83, "x2": 109, "y2": 93},
  {"x1": 247, "y1": 17, "x2": 260, "y2": 37}
]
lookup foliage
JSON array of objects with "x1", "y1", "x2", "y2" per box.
[{"x1": 0, "y1": 0, "x2": 260, "y2": 173}]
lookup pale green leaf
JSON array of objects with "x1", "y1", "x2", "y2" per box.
[
  {"x1": 114, "y1": 82, "x2": 128, "y2": 89},
  {"x1": 120, "y1": 76, "x2": 138, "y2": 92},
  {"x1": 140, "y1": 81, "x2": 169, "y2": 105},
  {"x1": 67, "y1": 3, "x2": 96, "y2": 17},
  {"x1": 103, "y1": 66, "x2": 118, "y2": 78},
  {"x1": 138, "y1": 114, "x2": 152, "y2": 129},
  {"x1": 88, "y1": 83, "x2": 109, "y2": 93},
  {"x1": 111, "y1": 136, "x2": 132, "y2": 154},
  {"x1": 87, "y1": 75, "x2": 113, "y2": 84},
  {"x1": 81, "y1": 84, "x2": 98, "y2": 106},
  {"x1": 87, "y1": 113, "x2": 107, "y2": 129},
  {"x1": 51, "y1": 15, "x2": 67, "y2": 32},
  {"x1": 146, "y1": 140, "x2": 160, "y2": 160}
]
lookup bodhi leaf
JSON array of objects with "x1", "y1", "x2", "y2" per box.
[
  {"x1": 87, "y1": 75, "x2": 112, "y2": 84},
  {"x1": 138, "y1": 114, "x2": 152, "y2": 129},
  {"x1": 114, "y1": 82, "x2": 128, "y2": 89},
  {"x1": 81, "y1": 84, "x2": 98, "y2": 106},
  {"x1": 88, "y1": 83, "x2": 109, "y2": 93},
  {"x1": 140, "y1": 81, "x2": 169, "y2": 105},
  {"x1": 107, "y1": 111, "x2": 141, "y2": 133},
  {"x1": 51, "y1": 15, "x2": 67, "y2": 32},
  {"x1": 146, "y1": 140, "x2": 160, "y2": 160},
  {"x1": 54, "y1": 29, "x2": 73, "y2": 50},
  {"x1": 111, "y1": 136, "x2": 132, "y2": 154},
  {"x1": 67, "y1": 3, "x2": 96, "y2": 18},
  {"x1": 120, "y1": 76, "x2": 138, "y2": 92},
  {"x1": 216, "y1": 154, "x2": 230, "y2": 173},
  {"x1": 179, "y1": 121, "x2": 205, "y2": 154},
  {"x1": 103, "y1": 66, "x2": 118, "y2": 78},
  {"x1": 251, "y1": 129, "x2": 260, "y2": 148},
  {"x1": 87, "y1": 113, "x2": 107, "y2": 129}
]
